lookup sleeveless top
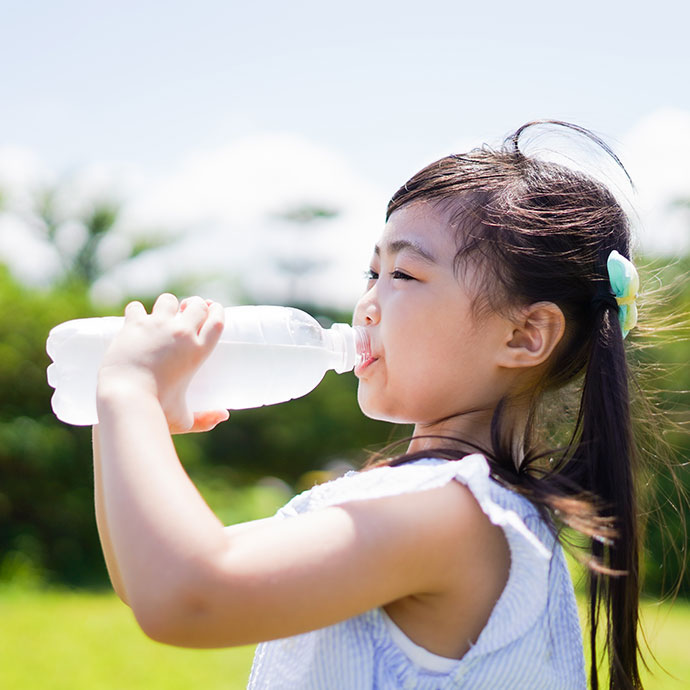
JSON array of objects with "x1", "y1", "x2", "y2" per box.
[{"x1": 247, "y1": 455, "x2": 586, "y2": 689}]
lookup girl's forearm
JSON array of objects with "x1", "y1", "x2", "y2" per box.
[
  {"x1": 93, "y1": 426, "x2": 129, "y2": 603},
  {"x1": 95, "y1": 377, "x2": 228, "y2": 630}
]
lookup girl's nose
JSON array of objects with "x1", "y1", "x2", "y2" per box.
[{"x1": 354, "y1": 293, "x2": 380, "y2": 327}]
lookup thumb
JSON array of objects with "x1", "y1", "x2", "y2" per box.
[{"x1": 187, "y1": 409, "x2": 230, "y2": 433}]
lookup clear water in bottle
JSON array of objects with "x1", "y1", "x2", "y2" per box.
[{"x1": 46, "y1": 306, "x2": 370, "y2": 426}]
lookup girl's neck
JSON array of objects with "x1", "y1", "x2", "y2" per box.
[{"x1": 408, "y1": 401, "x2": 530, "y2": 465}]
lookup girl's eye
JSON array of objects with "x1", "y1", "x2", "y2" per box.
[
  {"x1": 362, "y1": 269, "x2": 414, "y2": 281},
  {"x1": 391, "y1": 270, "x2": 414, "y2": 281}
]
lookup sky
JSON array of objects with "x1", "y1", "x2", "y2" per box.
[{"x1": 0, "y1": 0, "x2": 689, "y2": 308}]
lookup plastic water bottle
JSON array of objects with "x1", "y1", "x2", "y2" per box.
[{"x1": 46, "y1": 305, "x2": 370, "y2": 426}]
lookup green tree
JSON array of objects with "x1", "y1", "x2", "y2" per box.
[
  {"x1": 0, "y1": 268, "x2": 399, "y2": 587},
  {"x1": 0, "y1": 267, "x2": 102, "y2": 586},
  {"x1": 635, "y1": 256, "x2": 690, "y2": 597},
  {"x1": 1, "y1": 181, "x2": 687, "y2": 597},
  {"x1": 23, "y1": 185, "x2": 169, "y2": 290}
]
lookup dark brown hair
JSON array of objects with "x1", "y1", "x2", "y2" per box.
[{"x1": 381, "y1": 121, "x2": 643, "y2": 689}]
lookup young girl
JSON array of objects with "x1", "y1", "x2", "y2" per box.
[{"x1": 93, "y1": 121, "x2": 645, "y2": 689}]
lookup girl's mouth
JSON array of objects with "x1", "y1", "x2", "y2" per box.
[{"x1": 354, "y1": 356, "x2": 378, "y2": 377}]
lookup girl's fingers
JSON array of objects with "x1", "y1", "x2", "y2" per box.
[
  {"x1": 153, "y1": 293, "x2": 179, "y2": 316},
  {"x1": 124, "y1": 301, "x2": 147, "y2": 321},
  {"x1": 170, "y1": 410, "x2": 229, "y2": 434},
  {"x1": 178, "y1": 296, "x2": 210, "y2": 333},
  {"x1": 198, "y1": 301, "x2": 225, "y2": 347},
  {"x1": 179, "y1": 297, "x2": 215, "y2": 311}
]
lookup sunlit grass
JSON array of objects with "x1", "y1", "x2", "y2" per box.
[
  {"x1": 0, "y1": 588, "x2": 255, "y2": 690},
  {"x1": 568, "y1": 553, "x2": 690, "y2": 689},
  {"x1": 1, "y1": 587, "x2": 688, "y2": 689},
  {"x1": 575, "y1": 595, "x2": 690, "y2": 689},
  {"x1": 636, "y1": 598, "x2": 690, "y2": 689}
]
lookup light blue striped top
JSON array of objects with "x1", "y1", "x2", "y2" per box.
[{"x1": 247, "y1": 455, "x2": 586, "y2": 689}]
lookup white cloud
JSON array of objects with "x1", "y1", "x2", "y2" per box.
[
  {"x1": 0, "y1": 147, "x2": 55, "y2": 207},
  {"x1": 0, "y1": 214, "x2": 61, "y2": 285},
  {"x1": 4, "y1": 115, "x2": 688, "y2": 314},
  {"x1": 92, "y1": 133, "x2": 386, "y2": 309},
  {"x1": 0, "y1": 148, "x2": 61, "y2": 285},
  {"x1": 0, "y1": 134, "x2": 387, "y2": 311},
  {"x1": 622, "y1": 108, "x2": 690, "y2": 256}
]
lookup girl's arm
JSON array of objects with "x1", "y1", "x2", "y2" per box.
[
  {"x1": 93, "y1": 397, "x2": 228, "y2": 606},
  {"x1": 93, "y1": 294, "x2": 229, "y2": 605},
  {"x1": 96, "y1": 294, "x2": 506, "y2": 648},
  {"x1": 93, "y1": 425, "x2": 129, "y2": 604}
]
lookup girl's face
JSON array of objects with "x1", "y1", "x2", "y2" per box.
[{"x1": 353, "y1": 204, "x2": 514, "y2": 436}]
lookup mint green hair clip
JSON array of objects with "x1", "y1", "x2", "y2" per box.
[{"x1": 606, "y1": 250, "x2": 639, "y2": 338}]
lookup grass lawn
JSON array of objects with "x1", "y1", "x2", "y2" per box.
[
  {"x1": 634, "y1": 598, "x2": 690, "y2": 689},
  {"x1": 1, "y1": 588, "x2": 688, "y2": 689},
  {"x1": 0, "y1": 589, "x2": 255, "y2": 690}
]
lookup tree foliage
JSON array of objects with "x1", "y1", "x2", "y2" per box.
[
  {"x1": 0, "y1": 268, "x2": 398, "y2": 586},
  {"x1": 14, "y1": 184, "x2": 170, "y2": 293},
  {"x1": 0, "y1": 267, "x2": 100, "y2": 586},
  {"x1": 0, "y1": 251, "x2": 687, "y2": 593},
  {"x1": 632, "y1": 257, "x2": 690, "y2": 597}
]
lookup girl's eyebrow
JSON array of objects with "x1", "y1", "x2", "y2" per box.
[{"x1": 374, "y1": 239, "x2": 438, "y2": 264}]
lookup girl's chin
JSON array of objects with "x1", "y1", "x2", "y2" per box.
[
  {"x1": 356, "y1": 390, "x2": 413, "y2": 425},
  {"x1": 356, "y1": 394, "x2": 388, "y2": 422}
]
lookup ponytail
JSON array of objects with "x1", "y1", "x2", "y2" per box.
[{"x1": 568, "y1": 304, "x2": 641, "y2": 689}]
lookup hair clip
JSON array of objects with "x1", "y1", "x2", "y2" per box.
[{"x1": 606, "y1": 250, "x2": 639, "y2": 338}]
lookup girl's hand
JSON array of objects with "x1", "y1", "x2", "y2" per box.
[{"x1": 97, "y1": 293, "x2": 228, "y2": 433}]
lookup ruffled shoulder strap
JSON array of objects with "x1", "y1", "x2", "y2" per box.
[
  {"x1": 450, "y1": 456, "x2": 555, "y2": 656},
  {"x1": 276, "y1": 456, "x2": 488, "y2": 516}
]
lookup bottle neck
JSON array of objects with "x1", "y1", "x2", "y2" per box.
[{"x1": 327, "y1": 323, "x2": 370, "y2": 373}]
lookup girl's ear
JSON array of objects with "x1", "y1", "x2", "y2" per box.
[{"x1": 498, "y1": 301, "x2": 566, "y2": 369}]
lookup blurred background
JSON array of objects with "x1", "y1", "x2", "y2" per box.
[{"x1": 0, "y1": 1, "x2": 688, "y2": 688}]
